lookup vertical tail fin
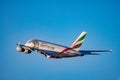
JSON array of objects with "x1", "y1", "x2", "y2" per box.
[{"x1": 70, "y1": 31, "x2": 87, "y2": 51}]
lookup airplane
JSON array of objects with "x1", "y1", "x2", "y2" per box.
[{"x1": 16, "y1": 31, "x2": 112, "y2": 59}]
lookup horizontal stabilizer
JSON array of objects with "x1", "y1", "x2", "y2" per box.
[
  {"x1": 80, "y1": 50, "x2": 112, "y2": 52},
  {"x1": 86, "y1": 53, "x2": 100, "y2": 55},
  {"x1": 79, "y1": 50, "x2": 112, "y2": 55}
]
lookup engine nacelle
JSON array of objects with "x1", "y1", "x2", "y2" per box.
[
  {"x1": 16, "y1": 46, "x2": 31, "y2": 54},
  {"x1": 16, "y1": 46, "x2": 25, "y2": 52},
  {"x1": 24, "y1": 49, "x2": 32, "y2": 54},
  {"x1": 80, "y1": 54, "x2": 84, "y2": 56}
]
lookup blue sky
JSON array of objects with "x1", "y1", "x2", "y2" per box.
[{"x1": 0, "y1": 0, "x2": 120, "y2": 80}]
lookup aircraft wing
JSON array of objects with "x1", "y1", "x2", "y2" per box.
[
  {"x1": 35, "y1": 48, "x2": 80, "y2": 58},
  {"x1": 79, "y1": 50, "x2": 112, "y2": 55},
  {"x1": 35, "y1": 49, "x2": 60, "y2": 56}
]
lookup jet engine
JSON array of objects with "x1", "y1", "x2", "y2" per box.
[
  {"x1": 16, "y1": 43, "x2": 32, "y2": 54},
  {"x1": 24, "y1": 49, "x2": 32, "y2": 54},
  {"x1": 16, "y1": 46, "x2": 25, "y2": 52}
]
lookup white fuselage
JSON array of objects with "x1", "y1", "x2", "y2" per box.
[
  {"x1": 25, "y1": 39, "x2": 68, "y2": 52},
  {"x1": 24, "y1": 39, "x2": 80, "y2": 58}
]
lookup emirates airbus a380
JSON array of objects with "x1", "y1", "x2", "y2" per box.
[{"x1": 16, "y1": 31, "x2": 112, "y2": 59}]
